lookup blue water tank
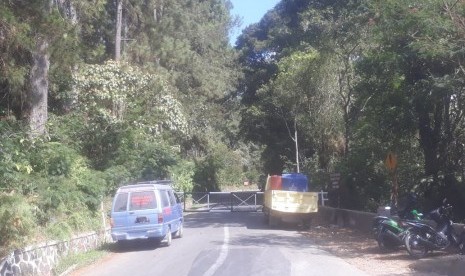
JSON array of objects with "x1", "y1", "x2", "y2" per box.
[{"x1": 281, "y1": 173, "x2": 309, "y2": 192}]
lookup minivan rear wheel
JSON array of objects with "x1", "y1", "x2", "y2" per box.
[
  {"x1": 164, "y1": 228, "x2": 172, "y2": 247},
  {"x1": 175, "y1": 221, "x2": 183, "y2": 238}
]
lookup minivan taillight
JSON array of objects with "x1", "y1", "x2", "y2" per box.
[
  {"x1": 110, "y1": 218, "x2": 115, "y2": 228},
  {"x1": 158, "y1": 213, "x2": 163, "y2": 223}
]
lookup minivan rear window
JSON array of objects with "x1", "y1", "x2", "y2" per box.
[
  {"x1": 113, "y1": 193, "x2": 128, "y2": 212},
  {"x1": 129, "y1": 191, "x2": 157, "y2": 210}
]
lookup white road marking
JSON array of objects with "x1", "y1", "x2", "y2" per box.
[{"x1": 204, "y1": 226, "x2": 229, "y2": 276}]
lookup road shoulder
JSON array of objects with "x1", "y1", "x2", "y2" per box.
[{"x1": 303, "y1": 223, "x2": 465, "y2": 276}]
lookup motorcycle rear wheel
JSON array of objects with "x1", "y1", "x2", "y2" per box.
[{"x1": 405, "y1": 232, "x2": 428, "y2": 259}]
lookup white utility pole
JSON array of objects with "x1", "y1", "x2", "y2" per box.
[{"x1": 295, "y1": 121, "x2": 300, "y2": 173}]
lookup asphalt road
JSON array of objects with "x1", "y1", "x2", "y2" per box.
[{"x1": 72, "y1": 212, "x2": 368, "y2": 276}]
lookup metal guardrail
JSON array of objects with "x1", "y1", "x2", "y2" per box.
[
  {"x1": 176, "y1": 191, "x2": 328, "y2": 212},
  {"x1": 319, "y1": 190, "x2": 329, "y2": 206},
  {"x1": 175, "y1": 191, "x2": 263, "y2": 212}
]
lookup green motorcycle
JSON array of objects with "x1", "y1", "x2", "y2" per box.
[{"x1": 372, "y1": 194, "x2": 422, "y2": 251}]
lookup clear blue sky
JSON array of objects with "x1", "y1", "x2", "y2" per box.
[{"x1": 229, "y1": 0, "x2": 281, "y2": 45}]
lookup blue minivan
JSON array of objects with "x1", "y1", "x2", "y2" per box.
[{"x1": 110, "y1": 180, "x2": 183, "y2": 246}]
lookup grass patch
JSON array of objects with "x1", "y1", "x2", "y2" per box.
[{"x1": 53, "y1": 244, "x2": 111, "y2": 276}]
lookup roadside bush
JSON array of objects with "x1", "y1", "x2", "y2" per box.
[
  {"x1": 193, "y1": 156, "x2": 219, "y2": 192},
  {"x1": 44, "y1": 210, "x2": 100, "y2": 241},
  {"x1": 35, "y1": 175, "x2": 103, "y2": 240},
  {"x1": 36, "y1": 177, "x2": 86, "y2": 222},
  {"x1": 138, "y1": 141, "x2": 177, "y2": 180},
  {"x1": 170, "y1": 160, "x2": 195, "y2": 192},
  {"x1": 216, "y1": 149, "x2": 244, "y2": 187},
  {"x1": 47, "y1": 113, "x2": 86, "y2": 152},
  {"x1": 239, "y1": 143, "x2": 264, "y2": 186},
  {"x1": 45, "y1": 220, "x2": 74, "y2": 241},
  {"x1": 30, "y1": 142, "x2": 81, "y2": 176},
  {"x1": 73, "y1": 169, "x2": 107, "y2": 211},
  {"x1": 103, "y1": 165, "x2": 132, "y2": 194},
  {"x1": 337, "y1": 120, "x2": 425, "y2": 212},
  {"x1": 0, "y1": 121, "x2": 35, "y2": 193},
  {"x1": 111, "y1": 130, "x2": 178, "y2": 181},
  {"x1": 80, "y1": 116, "x2": 124, "y2": 170},
  {"x1": 0, "y1": 194, "x2": 36, "y2": 250},
  {"x1": 193, "y1": 142, "x2": 245, "y2": 191}
]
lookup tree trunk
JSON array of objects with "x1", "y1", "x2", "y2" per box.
[
  {"x1": 418, "y1": 111, "x2": 439, "y2": 177},
  {"x1": 28, "y1": 37, "x2": 49, "y2": 138},
  {"x1": 57, "y1": 0, "x2": 77, "y2": 25},
  {"x1": 115, "y1": 0, "x2": 122, "y2": 61}
]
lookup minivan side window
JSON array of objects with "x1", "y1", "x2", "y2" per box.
[
  {"x1": 129, "y1": 191, "x2": 157, "y2": 211},
  {"x1": 168, "y1": 190, "x2": 177, "y2": 206},
  {"x1": 160, "y1": 190, "x2": 170, "y2": 208},
  {"x1": 113, "y1": 193, "x2": 128, "y2": 212},
  {"x1": 174, "y1": 193, "x2": 182, "y2": 203}
]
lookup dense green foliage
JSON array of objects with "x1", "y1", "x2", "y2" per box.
[
  {"x1": 237, "y1": 0, "x2": 465, "y2": 218},
  {"x1": 1, "y1": 0, "x2": 465, "y2": 255},
  {"x1": 0, "y1": 0, "x2": 248, "y2": 254}
]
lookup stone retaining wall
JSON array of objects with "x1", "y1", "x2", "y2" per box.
[
  {"x1": 317, "y1": 206, "x2": 376, "y2": 233},
  {"x1": 0, "y1": 230, "x2": 110, "y2": 276}
]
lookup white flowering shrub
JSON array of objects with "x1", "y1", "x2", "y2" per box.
[
  {"x1": 73, "y1": 61, "x2": 188, "y2": 136},
  {"x1": 158, "y1": 94, "x2": 189, "y2": 134}
]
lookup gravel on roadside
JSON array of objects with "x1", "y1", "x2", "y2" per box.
[{"x1": 303, "y1": 223, "x2": 465, "y2": 276}]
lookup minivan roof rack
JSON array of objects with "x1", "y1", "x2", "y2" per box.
[
  {"x1": 115, "y1": 180, "x2": 173, "y2": 192},
  {"x1": 136, "y1": 180, "x2": 172, "y2": 185}
]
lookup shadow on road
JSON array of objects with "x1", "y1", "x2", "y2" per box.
[
  {"x1": 184, "y1": 212, "x2": 315, "y2": 250},
  {"x1": 184, "y1": 211, "x2": 306, "y2": 232},
  {"x1": 225, "y1": 232, "x2": 315, "y2": 249},
  {"x1": 106, "y1": 239, "x2": 161, "y2": 253},
  {"x1": 184, "y1": 211, "x2": 263, "y2": 229}
]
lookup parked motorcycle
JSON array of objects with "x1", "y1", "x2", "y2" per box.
[
  {"x1": 403, "y1": 199, "x2": 465, "y2": 258},
  {"x1": 373, "y1": 194, "x2": 422, "y2": 251}
]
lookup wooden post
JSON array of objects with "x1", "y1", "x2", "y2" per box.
[
  {"x1": 385, "y1": 152, "x2": 398, "y2": 207},
  {"x1": 391, "y1": 169, "x2": 399, "y2": 207}
]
